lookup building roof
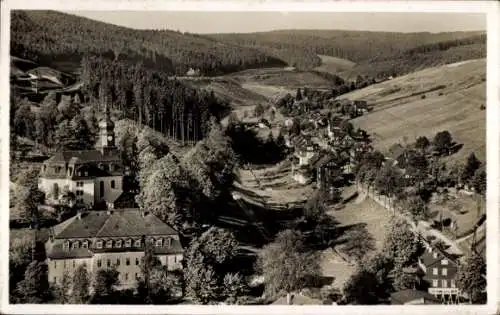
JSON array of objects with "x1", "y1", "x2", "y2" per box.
[
  {"x1": 390, "y1": 290, "x2": 440, "y2": 305},
  {"x1": 46, "y1": 149, "x2": 120, "y2": 164},
  {"x1": 54, "y1": 209, "x2": 178, "y2": 240}
]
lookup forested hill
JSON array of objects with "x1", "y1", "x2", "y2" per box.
[
  {"x1": 10, "y1": 10, "x2": 286, "y2": 76},
  {"x1": 209, "y1": 30, "x2": 486, "y2": 77}
]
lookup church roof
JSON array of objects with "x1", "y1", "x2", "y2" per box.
[{"x1": 46, "y1": 149, "x2": 120, "y2": 164}]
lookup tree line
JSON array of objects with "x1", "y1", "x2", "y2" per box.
[
  {"x1": 11, "y1": 10, "x2": 286, "y2": 76},
  {"x1": 211, "y1": 30, "x2": 485, "y2": 74}
]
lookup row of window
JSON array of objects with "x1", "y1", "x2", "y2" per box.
[
  {"x1": 63, "y1": 237, "x2": 173, "y2": 250},
  {"x1": 53, "y1": 255, "x2": 181, "y2": 270},
  {"x1": 432, "y1": 279, "x2": 456, "y2": 288},
  {"x1": 53, "y1": 272, "x2": 139, "y2": 284},
  {"x1": 44, "y1": 164, "x2": 118, "y2": 176},
  {"x1": 432, "y1": 267, "x2": 448, "y2": 276}
]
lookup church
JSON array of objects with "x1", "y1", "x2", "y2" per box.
[{"x1": 38, "y1": 105, "x2": 124, "y2": 209}]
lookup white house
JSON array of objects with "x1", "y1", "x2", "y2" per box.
[{"x1": 38, "y1": 105, "x2": 124, "y2": 209}]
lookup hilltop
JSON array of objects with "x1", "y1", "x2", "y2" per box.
[
  {"x1": 347, "y1": 58, "x2": 486, "y2": 163},
  {"x1": 11, "y1": 10, "x2": 285, "y2": 75},
  {"x1": 210, "y1": 30, "x2": 485, "y2": 78}
]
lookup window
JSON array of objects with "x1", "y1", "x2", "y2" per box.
[
  {"x1": 69, "y1": 167, "x2": 73, "y2": 175},
  {"x1": 442, "y1": 259, "x2": 448, "y2": 265},
  {"x1": 116, "y1": 258, "x2": 120, "y2": 266},
  {"x1": 442, "y1": 268, "x2": 447, "y2": 276},
  {"x1": 111, "y1": 180, "x2": 115, "y2": 189},
  {"x1": 96, "y1": 241, "x2": 103, "y2": 249},
  {"x1": 106, "y1": 240, "x2": 113, "y2": 248},
  {"x1": 156, "y1": 239, "x2": 163, "y2": 247},
  {"x1": 100, "y1": 181, "x2": 104, "y2": 197},
  {"x1": 107, "y1": 259, "x2": 111, "y2": 267},
  {"x1": 53, "y1": 276, "x2": 57, "y2": 283},
  {"x1": 126, "y1": 258, "x2": 130, "y2": 266},
  {"x1": 432, "y1": 280, "x2": 438, "y2": 287},
  {"x1": 72, "y1": 241, "x2": 79, "y2": 249},
  {"x1": 166, "y1": 238, "x2": 172, "y2": 248},
  {"x1": 135, "y1": 273, "x2": 138, "y2": 280},
  {"x1": 54, "y1": 261, "x2": 57, "y2": 269},
  {"x1": 135, "y1": 258, "x2": 140, "y2": 266},
  {"x1": 451, "y1": 280, "x2": 456, "y2": 288},
  {"x1": 55, "y1": 166, "x2": 61, "y2": 173},
  {"x1": 148, "y1": 238, "x2": 154, "y2": 245},
  {"x1": 76, "y1": 181, "x2": 83, "y2": 187},
  {"x1": 125, "y1": 273, "x2": 128, "y2": 281},
  {"x1": 43, "y1": 165, "x2": 47, "y2": 172},
  {"x1": 73, "y1": 261, "x2": 75, "y2": 268},
  {"x1": 97, "y1": 260, "x2": 102, "y2": 268},
  {"x1": 125, "y1": 239, "x2": 132, "y2": 248},
  {"x1": 82, "y1": 240, "x2": 89, "y2": 248},
  {"x1": 109, "y1": 164, "x2": 114, "y2": 172},
  {"x1": 442, "y1": 280, "x2": 448, "y2": 288},
  {"x1": 433, "y1": 252, "x2": 438, "y2": 259},
  {"x1": 432, "y1": 268, "x2": 438, "y2": 275},
  {"x1": 84, "y1": 171, "x2": 88, "y2": 177},
  {"x1": 116, "y1": 240, "x2": 122, "y2": 248},
  {"x1": 63, "y1": 241, "x2": 70, "y2": 250},
  {"x1": 134, "y1": 239, "x2": 141, "y2": 247}
]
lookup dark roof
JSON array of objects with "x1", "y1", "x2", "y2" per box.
[
  {"x1": 47, "y1": 246, "x2": 94, "y2": 260},
  {"x1": 54, "y1": 209, "x2": 178, "y2": 239},
  {"x1": 390, "y1": 290, "x2": 440, "y2": 305},
  {"x1": 46, "y1": 149, "x2": 120, "y2": 164},
  {"x1": 313, "y1": 152, "x2": 337, "y2": 169}
]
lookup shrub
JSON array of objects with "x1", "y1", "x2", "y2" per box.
[{"x1": 421, "y1": 94, "x2": 426, "y2": 99}]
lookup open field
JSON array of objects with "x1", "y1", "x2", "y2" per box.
[
  {"x1": 347, "y1": 59, "x2": 486, "y2": 164},
  {"x1": 320, "y1": 185, "x2": 392, "y2": 289},
  {"x1": 314, "y1": 55, "x2": 356, "y2": 74}
]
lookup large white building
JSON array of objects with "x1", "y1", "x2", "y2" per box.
[
  {"x1": 38, "y1": 105, "x2": 124, "y2": 209},
  {"x1": 45, "y1": 208, "x2": 183, "y2": 289}
]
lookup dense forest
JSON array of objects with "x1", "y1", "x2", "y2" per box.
[
  {"x1": 210, "y1": 30, "x2": 486, "y2": 77},
  {"x1": 10, "y1": 55, "x2": 232, "y2": 148},
  {"x1": 10, "y1": 10, "x2": 286, "y2": 76}
]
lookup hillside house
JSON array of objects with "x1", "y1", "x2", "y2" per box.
[
  {"x1": 327, "y1": 115, "x2": 345, "y2": 140},
  {"x1": 38, "y1": 104, "x2": 124, "y2": 209},
  {"x1": 45, "y1": 208, "x2": 183, "y2": 290},
  {"x1": 417, "y1": 243, "x2": 460, "y2": 303},
  {"x1": 186, "y1": 68, "x2": 201, "y2": 76},
  {"x1": 314, "y1": 153, "x2": 343, "y2": 190}
]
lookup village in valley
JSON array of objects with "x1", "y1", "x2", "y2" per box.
[{"x1": 7, "y1": 9, "x2": 487, "y2": 307}]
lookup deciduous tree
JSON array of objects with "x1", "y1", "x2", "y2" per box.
[
  {"x1": 71, "y1": 264, "x2": 91, "y2": 304},
  {"x1": 257, "y1": 229, "x2": 321, "y2": 297},
  {"x1": 15, "y1": 261, "x2": 51, "y2": 303},
  {"x1": 456, "y1": 254, "x2": 486, "y2": 304}
]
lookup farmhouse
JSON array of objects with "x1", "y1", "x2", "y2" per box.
[
  {"x1": 45, "y1": 208, "x2": 183, "y2": 289},
  {"x1": 417, "y1": 242, "x2": 460, "y2": 303},
  {"x1": 38, "y1": 104, "x2": 124, "y2": 209}
]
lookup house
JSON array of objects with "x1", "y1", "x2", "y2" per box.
[
  {"x1": 390, "y1": 289, "x2": 441, "y2": 305},
  {"x1": 186, "y1": 68, "x2": 200, "y2": 76},
  {"x1": 45, "y1": 208, "x2": 183, "y2": 289},
  {"x1": 417, "y1": 243, "x2": 460, "y2": 302},
  {"x1": 313, "y1": 153, "x2": 342, "y2": 190},
  {"x1": 327, "y1": 115, "x2": 345, "y2": 140},
  {"x1": 38, "y1": 104, "x2": 124, "y2": 209}
]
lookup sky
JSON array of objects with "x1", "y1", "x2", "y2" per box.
[{"x1": 64, "y1": 11, "x2": 486, "y2": 34}]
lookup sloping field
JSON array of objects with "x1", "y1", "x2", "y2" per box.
[
  {"x1": 347, "y1": 59, "x2": 486, "y2": 163},
  {"x1": 314, "y1": 54, "x2": 356, "y2": 74},
  {"x1": 186, "y1": 78, "x2": 268, "y2": 107}
]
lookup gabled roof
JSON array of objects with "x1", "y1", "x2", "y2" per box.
[
  {"x1": 46, "y1": 149, "x2": 120, "y2": 164},
  {"x1": 54, "y1": 209, "x2": 178, "y2": 240}
]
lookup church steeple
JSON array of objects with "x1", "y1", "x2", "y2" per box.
[{"x1": 95, "y1": 101, "x2": 116, "y2": 154}]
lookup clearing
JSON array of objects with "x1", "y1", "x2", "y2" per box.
[
  {"x1": 347, "y1": 58, "x2": 486, "y2": 164},
  {"x1": 314, "y1": 55, "x2": 356, "y2": 75}
]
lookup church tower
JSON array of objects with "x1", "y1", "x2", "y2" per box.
[{"x1": 95, "y1": 102, "x2": 117, "y2": 155}]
